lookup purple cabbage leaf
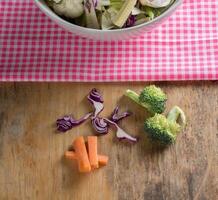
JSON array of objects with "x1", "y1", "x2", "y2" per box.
[
  {"x1": 104, "y1": 118, "x2": 137, "y2": 143},
  {"x1": 88, "y1": 88, "x2": 104, "y2": 117},
  {"x1": 110, "y1": 106, "x2": 131, "y2": 123},
  {"x1": 57, "y1": 112, "x2": 92, "y2": 132},
  {"x1": 92, "y1": 117, "x2": 108, "y2": 135}
]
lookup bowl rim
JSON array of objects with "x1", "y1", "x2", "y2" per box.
[{"x1": 34, "y1": 0, "x2": 182, "y2": 33}]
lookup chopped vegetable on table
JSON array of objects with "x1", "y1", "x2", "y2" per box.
[
  {"x1": 56, "y1": 88, "x2": 137, "y2": 143},
  {"x1": 104, "y1": 118, "x2": 138, "y2": 143},
  {"x1": 97, "y1": 155, "x2": 109, "y2": 166},
  {"x1": 56, "y1": 113, "x2": 92, "y2": 132},
  {"x1": 87, "y1": 88, "x2": 104, "y2": 118},
  {"x1": 125, "y1": 85, "x2": 167, "y2": 114},
  {"x1": 65, "y1": 136, "x2": 108, "y2": 172},
  {"x1": 110, "y1": 106, "x2": 131, "y2": 123},
  {"x1": 56, "y1": 85, "x2": 187, "y2": 176},
  {"x1": 144, "y1": 106, "x2": 186, "y2": 145},
  {"x1": 65, "y1": 151, "x2": 109, "y2": 166},
  {"x1": 87, "y1": 136, "x2": 99, "y2": 169},
  {"x1": 46, "y1": 0, "x2": 176, "y2": 29},
  {"x1": 56, "y1": 85, "x2": 186, "y2": 148},
  {"x1": 91, "y1": 106, "x2": 131, "y2": 135},
  {"x1": 92, "y1": 116, "x2": 109, "y2": 135},
  {"x1": 73, "y1": 136, "x2": 92, "y2": 172}
]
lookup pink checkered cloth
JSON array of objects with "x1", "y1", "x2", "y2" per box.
[{"x1": 0, "y1": 0, "x2": 218, "y2": 82}]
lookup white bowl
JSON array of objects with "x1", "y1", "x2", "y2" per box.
[{"x1": 34, "y1": 0, "x2": 182, "y2": 41}]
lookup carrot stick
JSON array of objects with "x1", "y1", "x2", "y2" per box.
[
  {"x1": 65, "y1": 151, "x2": 108, "y2": 166},
  {"x1": 65, "y1": 151, "x2": 77, "y2": 159},
  {"x1": 73, "y1": 136, "x2": 91, "y2": 173},
  {"x1": 87, "y1": 136, "x2": 99, "y2": 169},
  {"x1": 98, "y1": 155, "x2": 108, "y2": 166}
]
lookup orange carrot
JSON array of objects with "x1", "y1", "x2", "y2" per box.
[
  {"x1": 87, "y1": 136, "x2": 99, "y2": 169},
  {"x1": 98, "y1": 155, "x2": 109, "y2": 166},
  {"x1": 65, "y1": 151, "x2": 108, "y2": 166},
  {"x1": 73, "y1": 136, "x2": 91, "y2": 173},
  {"x1": 65, "y1": 151, "x2": 77, "y2": 159}
]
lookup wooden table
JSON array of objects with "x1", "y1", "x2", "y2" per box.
[{"x1": 0, "y1": 82, "x2": 217, "y2": 200}]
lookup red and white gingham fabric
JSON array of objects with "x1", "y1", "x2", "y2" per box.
[{"x1": 0, "y1": 0, "x2": 218, "y2": 82}]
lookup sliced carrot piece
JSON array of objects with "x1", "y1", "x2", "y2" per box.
[
  {"x1": 87, "y1": 136, "x2": 99, "y2": 169},
  {"x1": 65, "y1": 151, "x2": 108, "y2": 166},
  {"x1": 73, "y1": 136, "x2": 91, "y2": 173},
  {"x1": 65, "y1": 151, "x2": 77, "y2": 159},
  {"x1": 98, "y1": 155, "x2": 108, "y2": 166}
]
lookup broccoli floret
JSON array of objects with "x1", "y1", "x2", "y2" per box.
[
  {"x1": 144, "y1": 106, "x2": 186, "y2": 145},
  {"x1": 125, "y1": 85, "x2": 167, "y2": 114}
]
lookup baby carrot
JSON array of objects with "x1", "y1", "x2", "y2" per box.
[
  {"x1": 73, "y1": 136, "x2": 91, "y2": 173},
  {"x1": 98, "y1": 155, "x2": 108, "y2": 166},
  {"x1": 87, "y1": 136, "x2": 99, "y2": 169},
  {"x1": 65, "y1": 151, "x2": 77, "y2": 159},
  {"x1": 65, "y1": 151, "x2": 108, "y2": 166}
]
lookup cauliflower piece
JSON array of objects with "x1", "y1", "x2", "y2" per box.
[
  {"x1": 140, "y1": 0, "x2": 171, "y2": 8},
  {"x1": 52, "y1": 0, "x2": 62, "y2": 3},
  {"x1": 53, "y1": 0, "x2": 84, "y2": 19}
]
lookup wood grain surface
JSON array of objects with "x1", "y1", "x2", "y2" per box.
[{"x1": 0, "y1": 82, "x2": 217, "y2": 200}]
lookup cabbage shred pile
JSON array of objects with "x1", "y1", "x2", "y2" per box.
[{"x1": 46, "y1": 0, "x2": 175, "y2": 30}]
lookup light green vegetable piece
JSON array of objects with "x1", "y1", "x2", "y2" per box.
[
  {"x1": 52, "y1": 0, "x2": 84, "y2": 18},
  {"x1": 84, "y1": 0, "x2": 100, "y2": 29},
  {"x1": 144, "y1": 106, "x2": 186, "y2": 145},
  {"x1": 125, "y1": 85, "x2": 167, "y2": 114},
  {"x1": 140, "y1": 0, "x2": 171, "y2": 8},
  {"x1": 101, "y1": 8, "x2": 118, "y2": 30},
  {"x1": 110, "y1": 0, "x2": 125, "y2": 11},
  {"x1": 131, "y1": 7, "x2": 145, "y2": 16},
  {"x1": 112, "y1": 0, "x2": 137, "y2": 28}
]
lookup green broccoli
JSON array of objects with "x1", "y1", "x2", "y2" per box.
[
  {"x1": 144, "y1": 106, "x2": 186, "y2": 145},
  {"x1": 125, "y1": 85, "x2": 167, "y2": 114}
]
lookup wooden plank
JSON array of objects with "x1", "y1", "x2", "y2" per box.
[{"x1": 0, "y1": 82, "x2": 217, "y2": 200}]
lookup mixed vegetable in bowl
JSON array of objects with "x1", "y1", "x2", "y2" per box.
[{"x1": 46, "y1": 0, "x2": 176, "y2": 30}]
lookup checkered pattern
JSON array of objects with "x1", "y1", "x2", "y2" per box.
[{"x1": 0, "y1": 0, "x2": 218, "y2": 82}]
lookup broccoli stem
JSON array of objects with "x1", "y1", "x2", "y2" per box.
[
  {"x1": 125, "y1": 89, "x2": 140, "y2": 104},
  {"x1": 167, "y1": 106, "x2": 186, "y2": 127},
  {"x1": 125, "y1": 89, "x2": 154, "y2": 113}
]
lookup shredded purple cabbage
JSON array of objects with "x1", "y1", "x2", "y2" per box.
[
  {"x1": 92, "y1": 0, "x2": 98, "y2": 8},
  {"x1": 124, "y1": 15, "x2": 136, "y2": 28},
  {"x1": 110, "y1": 106, "x2": 131, "y2": 123},
  {"x1": 91, "y1": 106, "x2": 133, "y2": 137},
  {"x1": 88, "y1": 88, "x2": 104, "y2": 103},
  {"x1": 104, "y1": 118, "x2": 138, "y2": 143},
  {"x1": 57, "y1": 113, "x2": 92, "y2": 132},
  {"x1": 84, "y1": 0, "x2": 92, "y2": 13},
  {"x1": 56, "y1": 88, "x2": 138, "y2": 143},
  {"x1": 88, "y1": 88, "x2": 104, "y2": 117},
  {"x1": 92, "y1": 117, "x2": 108, "y2": 135}
]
